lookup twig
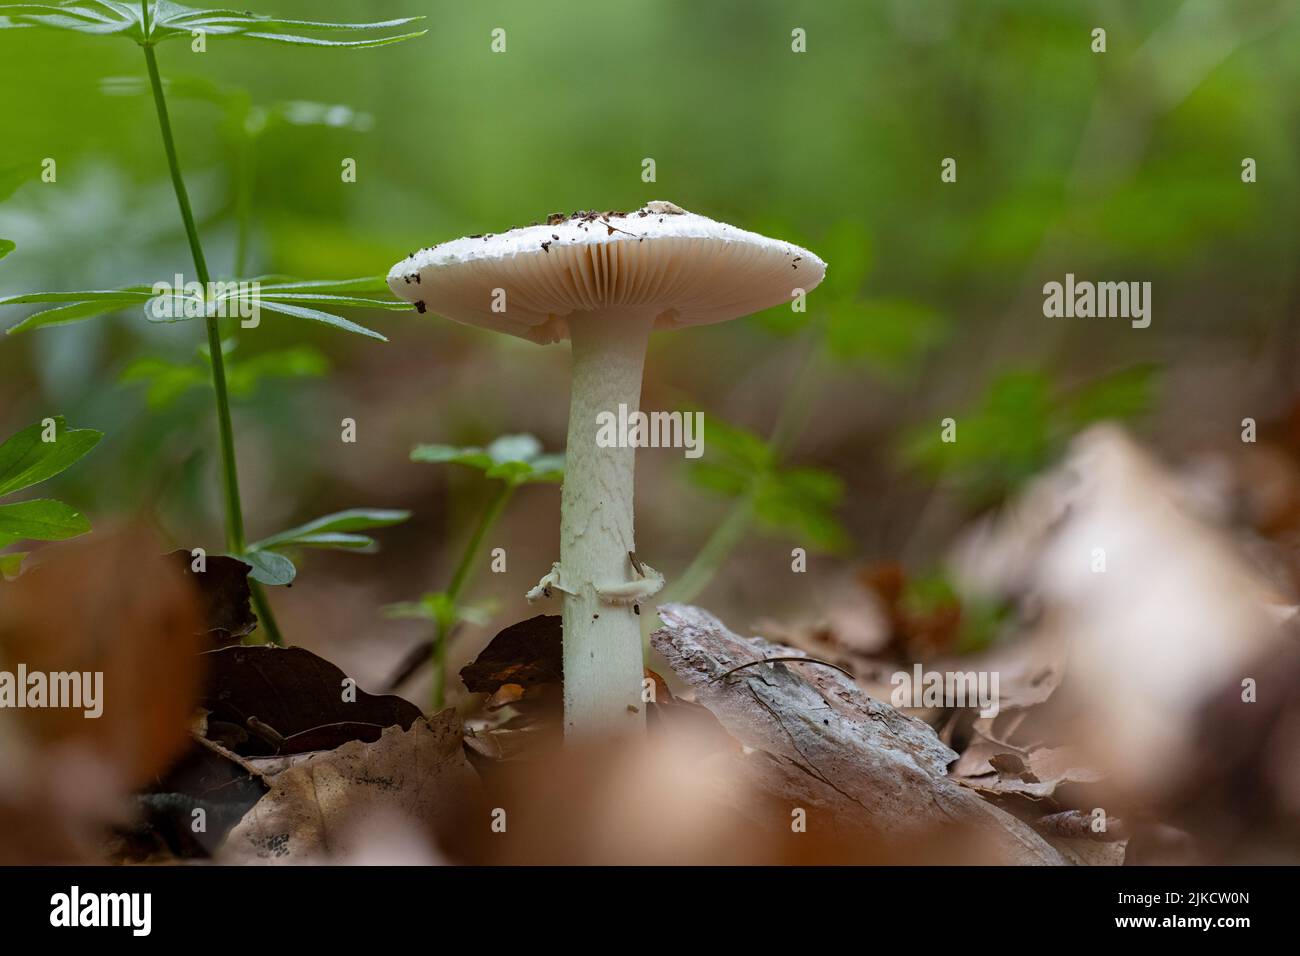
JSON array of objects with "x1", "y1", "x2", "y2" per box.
[{"x1": 709, "y1": 655, "x2": 855, "y2": 684}]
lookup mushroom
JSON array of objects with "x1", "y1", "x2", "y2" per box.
[{"x1": 387, "y1": 201, "x2": 826, "y2": 737}]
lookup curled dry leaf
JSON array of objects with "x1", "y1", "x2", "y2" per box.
[
  {"x1": 650, "y1": 604, "x2": 1067, "y2": 864},
  {"x1": 168, "y1": 549, "x2": 257, "y2": 647},
  {"x1": 219, "y1": 710, "x2": 479, "y2": 864}
]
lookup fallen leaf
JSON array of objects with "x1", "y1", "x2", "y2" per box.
[
  {"x1": 219, "y1": 710, "x2": 478, "y2": 864},
  {"x1": 459, "y1": 614, "x2": 561, "y2": 693},
  {"x1": 201, "y1": 645, "x2": 423, "y2": 756}
]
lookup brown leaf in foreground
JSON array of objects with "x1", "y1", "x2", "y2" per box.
[
  {"x1": 219, "y1": 710, "x2": 479, "y2": 864},
  {"x1": 0, "y1": 529, "x2": 204, "y2": 785},
  {"x1": 0, "y1": 530, "x2": 205, "y2": 862}
]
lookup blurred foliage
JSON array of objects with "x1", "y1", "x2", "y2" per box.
[
  {"x1": 0, "y1": 0, "x2": 1297, "y2": 622},
  {"x1": 901, "y1": 364, "x2": 1159, "y2": 506},
  {"x1": 120, "y1": 341, "x2": 329, "y2": 410},
  {"x1": 689, "y1": 415, "x2": 849, "y2": 552}
]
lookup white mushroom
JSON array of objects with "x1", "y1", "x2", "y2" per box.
[{"x1": 387, "y1": 202, "x2": 826, "y2": 737}]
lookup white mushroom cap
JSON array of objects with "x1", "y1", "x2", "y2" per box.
[{"x1": 386, "y1": 201, "x2": 827, "y2": 344}]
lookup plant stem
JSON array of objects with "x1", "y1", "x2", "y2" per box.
[
  {"x1": 249, "y1": 582, "x2": 284, "y2": 646},
  {"x1": 141, "y1": 9, "x2": 283, "y2": 644},
  {"x1": 431, "y1": 480, "x2": 514, "y2": 709},
  {"x1": 658, "y1": 330, "x2": 822, "y2": 609},
  {"x1": 660, "y1": 490, "x2": 756, "y2": 606}
]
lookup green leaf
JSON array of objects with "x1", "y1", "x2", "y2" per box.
[
  {"x1": 252, "y1": 507, "x2": 410, "y2": 551},
  {"x1": 0, "y1": 417, "x2": 103, "y2": 497},
  {"x1": 119, "y1": 356, "x2": 208, "y2": 409},
  {"x1": 7, "y1": 298, "x2": 136, "y2": 334},
  {"x1": 0, "y1": 498, "x2": 91, "y2": 541},
  {"x1": 0, "y1": 2, "x2": 427, "y2": 48},
  {"x1": 0, "y1": 239, "x2": 14, "y2": 260},
  {"x1": 0, "y1": 551, "x2": 27, "y2": 579},
  {"x1": 225, "y1": 345, "x2": 329, "y2": 397},
  {"x1": 0, "y1": 288, "x2": 154, "y2": 305},
  {"x1": 253, "y1": 292, "x2": 409, "y2": 311},
  {"x1": 1060, "y1": 364, "x2": 1158, "y2": 426},
  {"x1": 246, "y1": 298, "x2": 387, "y2": 341},
  {"x1": 235, "y1": 549, "x2": 296, "y2": 586},
  {"x1": 254, "y1": 275, "x2": 391, "y2": 295},
  {"x1": 753, "y1": 467, "x2": 850, "y2": 552},
  {"x1": 1, "y1": 287, "x2": 155, "y2": 335}
]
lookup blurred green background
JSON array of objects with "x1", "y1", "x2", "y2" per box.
[{"x1": 2, "y1": 0, "x2": 1299, "y2": 693}]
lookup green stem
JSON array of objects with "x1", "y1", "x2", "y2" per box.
[
  {"x1": 249, "y1": 581, "x2": 284, "y2": 646},
  {"x1": 141, "y1": 8, "x2": 283, "y2": 644},
  {"x1": 432, "y1": 480, "x2": 515, "y2": 709},
  {"x1": 661, "y1": 490, "x2": 756, "y2": 606},
  {"x1": 659, "y1": 330, "x2": 823, "y2": 609}
]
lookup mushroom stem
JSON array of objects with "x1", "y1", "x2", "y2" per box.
[{"x1": 560, "y1": 311, "x2": 654, "y2": 737}]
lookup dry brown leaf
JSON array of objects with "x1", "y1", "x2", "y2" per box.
[{"x1": 219, "y1": 710, "x2": 479, "y2": 864}]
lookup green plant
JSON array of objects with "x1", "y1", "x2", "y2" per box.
[
  {"x1": 663, "y1": 415, "x2": 849, "y2": 605},
  {"x1": 0, "y1": 1, "x2": 424, "y2": 642},
  {"x1": 0, "y1": 416, "x2": 103, "y2": 578},
  {"x1": 99, "y1": 73, "x2": 374, "y2": 278},
  {"x1": 900, "y1": 364, "x2": 1159, "y2": 508},
  {"x1": 663, "y1": 220, "x2": 926, "y2": 607},
  {"x1": 388, "y1": 434, "x2": 563, "y2": 709}
]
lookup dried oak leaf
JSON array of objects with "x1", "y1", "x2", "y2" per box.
[
  {"x1": 201, "y1": 645, "x2": 422, "y2": 757},
  {"x1": 460, "y1": 614, "x2": 562, "y2": 693},
  {"x1": 219, "y1": 710, "x2": 479, "y2": 864}
]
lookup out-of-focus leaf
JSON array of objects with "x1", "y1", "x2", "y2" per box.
[
  {"x1": 119, "y1": 357, "x2": 207, "y2": 409},
  {"x1": 411, "y1": 433, "x2": 564, "y2": 485},
  {"x1": 753, "y1": 467, "x2": 850, "y2": 552},
  {"x1": 0, "y1": 238, "x2": 14, "y2": 260},
  {"x1": 1061, "y1": 364, "x2": 1158, "y2": 426},
  {"x1": 0, "y1": 551, "x2": 28, "y2": 578},
  {"x1": 0, "y1": 416, "x2": 102, "y2": 497},
  {"x1": 0, "y1": 498, "x2": 91, "y2": 541},
  {"x1": 0, "y1": 2, "x2": 427, "y2": 49},
  {"x1": 900, "y1": 367, "x2": 1159, "y2": 505}
]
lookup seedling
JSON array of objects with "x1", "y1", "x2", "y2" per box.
[
  {"x1": 0, "y1": 417, "x2": 103, "y2": 578},
  {"x1": 388, "y1": 434, "x2": 563, "y2": 709}
]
